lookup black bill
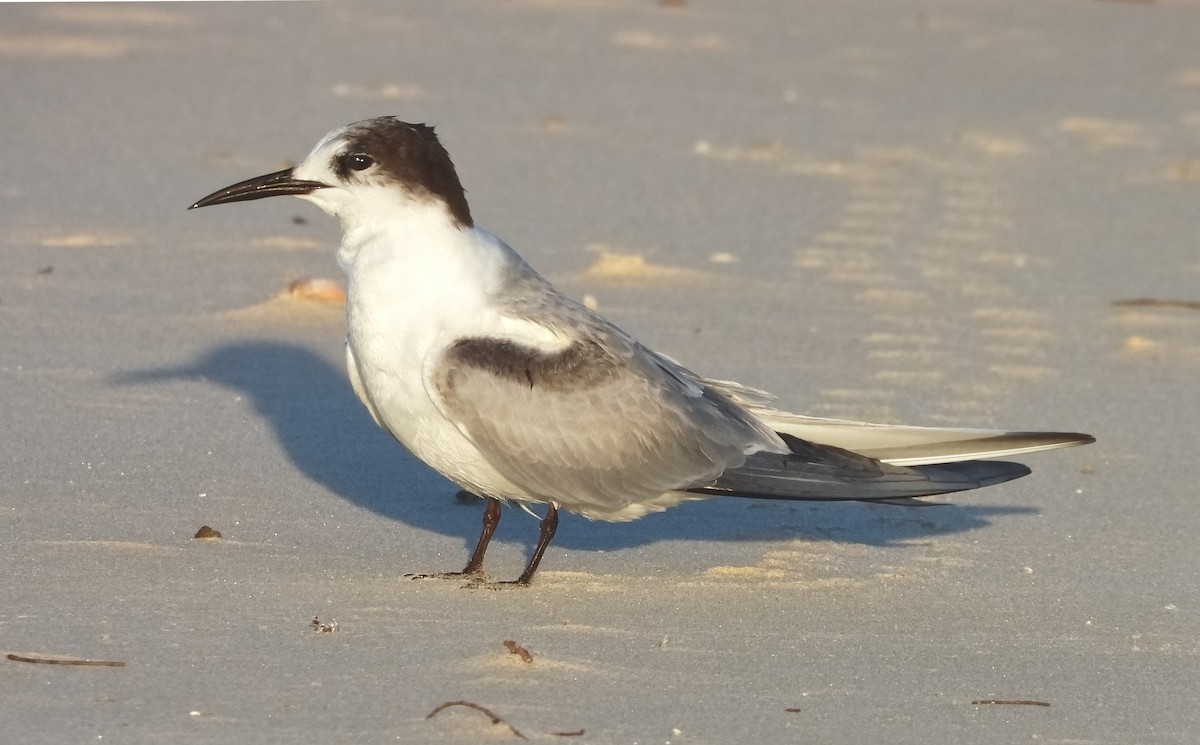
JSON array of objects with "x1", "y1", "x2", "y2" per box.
[{"x1": 189, "y1": 168, "x2": 328, "y2": 209}]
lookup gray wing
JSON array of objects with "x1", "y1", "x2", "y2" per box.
[{"x1": 431, "y1": 324, "x2": 786, "y2": 515}]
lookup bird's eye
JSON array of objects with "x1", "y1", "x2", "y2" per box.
[{"x1": 346, "y1": 153, "x2": 374, "y2": 171}]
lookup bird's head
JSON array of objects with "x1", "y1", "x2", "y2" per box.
[{"x1": 190, "y1": 117, "x2": 473, "y2": 231}]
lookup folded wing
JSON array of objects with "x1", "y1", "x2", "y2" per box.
[{"x1": 430, "y1": 329, "x2": 786, "y2": 516}]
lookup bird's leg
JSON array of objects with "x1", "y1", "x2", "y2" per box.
[
  {"x1": 510, "y1": 503, "x2": 558, "y2": 586},
  {"x1": 460, "y1": 496, "x2": 501, "y2": 575},
  {"x1": 408, "y1": 495, "x2": 500, "y2": 580}
]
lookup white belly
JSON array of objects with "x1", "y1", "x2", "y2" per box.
[
  {"x1": 336, "y1": 218, "x2": 573, "y2": 505},
  {"x1": 346, "y1": 337, "x2": 532, "y2": 502},
  {"x1": 342, "y1": 291, "x2": 533, "y2": 502}
]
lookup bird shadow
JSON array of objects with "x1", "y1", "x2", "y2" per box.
[{"x1": 115, "y1": 341, "x2": 1036, "y2": 557}]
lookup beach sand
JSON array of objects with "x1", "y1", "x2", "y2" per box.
[{"x1": 1, "y1": 1, "x2": 1196, "y2": 742}]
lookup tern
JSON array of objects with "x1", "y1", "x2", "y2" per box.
[{"x1": 191, "y1": 117, "x2": 1094, "y2": 585}]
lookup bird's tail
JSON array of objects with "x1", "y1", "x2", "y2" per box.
[
  {"x1": 702, "y1": 377, "x2": 1095, "y2": 467},
  {"x1": 690, "y1": 434, "x2": 1032, "y2": 503}
]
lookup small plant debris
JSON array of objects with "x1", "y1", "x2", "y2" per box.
[
  {"x1": 426, "y1": 700, "x2": 526, "y2": 740},
  {"x1": 1113, "y1": 297, "x2": 1200, "y2": 311},
  {"x1": 287, "y1": 277, "x2": 345, "y2": 302},
  {"x1": 193, "y1": 525, "x2": 222, "y2": 539},
  {"x1": 552, "y1": 729, "x2": 586, "y2": 737},
  {"x1": 311, "y1": 617, "x2": 339, "y2": 633},
  {"x1": 503, "y1": 640, "x2": 534, "y2": 663},
  {"x1": 7, "y1": 653, "x2": 125, "y2": 667},
  {"x1": 971, "y1": 699, "x2": 1050, "y2": 707}
]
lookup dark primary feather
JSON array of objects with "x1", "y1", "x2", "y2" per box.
[{"x1": 690, "y1": 433, "x2": 1031, "y2": 502}]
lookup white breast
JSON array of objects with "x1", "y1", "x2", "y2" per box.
[{"x1": 337, "y1": 212, "x2": 561, "y2": 502}]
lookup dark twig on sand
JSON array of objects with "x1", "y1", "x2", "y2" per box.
[
  {"x1": 7, "y1": 653, "x2": 125, "y2": 667},
  {"x1": 425, "y1": 700, "x2": 528, "y2": 740},
  {"x1": 1113, "y1": 297, "x2": 1200, "y2": 311}
]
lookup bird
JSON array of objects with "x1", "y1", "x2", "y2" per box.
[{"x1": 190, "y1": 116, "x2": 1094, "y2": 586}]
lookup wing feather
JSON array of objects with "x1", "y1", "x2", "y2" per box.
[
  {"x1": 701, "y1": 378, "x2": 1094, "y2": 466},
  {"x1": 431, "y1": 328, "x2": 783, "y2": 515}
]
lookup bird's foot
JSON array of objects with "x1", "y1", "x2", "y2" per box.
[
  {"x1": 405, "y1": 569, "x2": 486, "y2": 582},
  {"x1": 466, "y1": 577, "x2": 533, "y2": 590},
  {"x1": 404, "y1": 572, "x2": 530, "y2": 589}
]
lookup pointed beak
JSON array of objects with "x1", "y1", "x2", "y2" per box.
[{"x1": 189, "y1": 168, "x2": 329, "y2": 209}]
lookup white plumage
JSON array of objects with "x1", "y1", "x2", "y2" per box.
[{"x1": 192, "y1": 117, "x2": 1094, "y2": 584}]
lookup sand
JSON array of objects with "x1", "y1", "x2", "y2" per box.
[{"x1": 1, "y1": 1, "x2": 1196, "y2": 743}]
